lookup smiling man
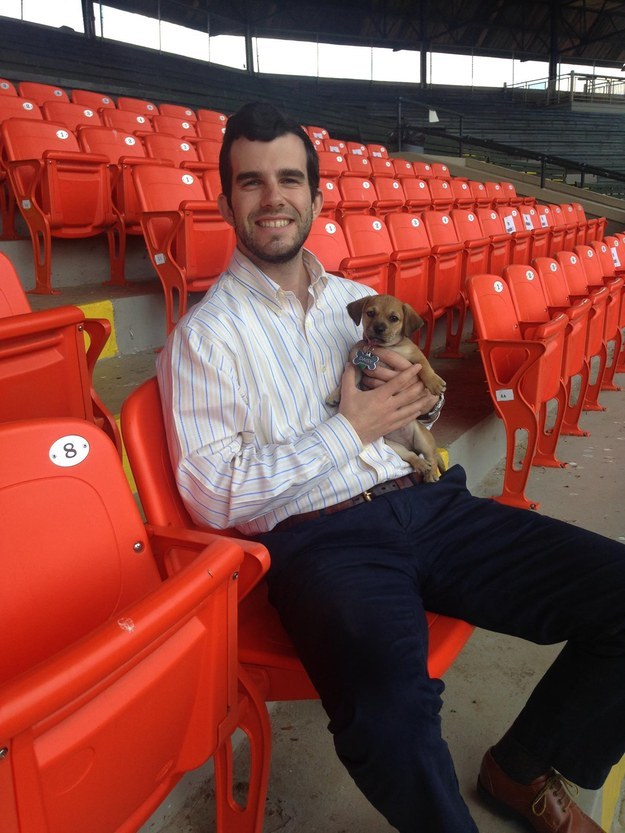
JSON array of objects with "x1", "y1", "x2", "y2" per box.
[{"x1": 156, "y1": 102, "x2": 625, "y2": 833}]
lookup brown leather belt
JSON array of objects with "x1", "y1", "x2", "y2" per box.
[{"x1": 274, "y1": 472, "x2": 423, "y2": 532}]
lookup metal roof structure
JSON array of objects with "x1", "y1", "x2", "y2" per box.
[{"x1": 99, "y1": 0, "x2": 625, "y2": 68}]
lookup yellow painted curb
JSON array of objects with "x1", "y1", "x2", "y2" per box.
[
  {"x1": 602, "y1": 755, "x2": 625, "y2": 830},
  {"x1": 79, "y1": 300, "x2": 118, "y2": 358}
]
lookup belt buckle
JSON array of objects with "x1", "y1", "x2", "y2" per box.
[{"x1": 362, "y1": 489, "x2": 373, "y2": 502}]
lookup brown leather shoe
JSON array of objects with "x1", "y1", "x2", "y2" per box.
[{"x1": 478, "y1": 748, "x2": 605, "y2": 832}]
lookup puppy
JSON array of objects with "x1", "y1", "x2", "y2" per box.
[{"x1": 327, "y1": 295, "x2": 447, "y2": 482}]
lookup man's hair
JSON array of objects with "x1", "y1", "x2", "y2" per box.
[{"x1": 219, "y1": 101, "x2": 320, "y2": 205}]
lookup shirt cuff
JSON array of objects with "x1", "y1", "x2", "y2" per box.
[{"x1": 314, "y1": 413, "x2": 363, "y2": 468}]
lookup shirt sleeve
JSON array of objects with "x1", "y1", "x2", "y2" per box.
[{"x1": 157, "y1": 323, "x2": 364, "y2": 530}]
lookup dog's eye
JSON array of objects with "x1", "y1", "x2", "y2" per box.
[
  {"x1": 389, "y1": 314, "x2": 400, "y2": 323},
  {"x1": 366, "y1": 309, "x2": 376, "y2": 317}
]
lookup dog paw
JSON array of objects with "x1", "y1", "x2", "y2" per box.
[
  {"x1": 427, "y1": 374, "x2": 447, "y2": 397},
  {"x1": 410, "y1": 457, "x2": 432, "y2": 476}
]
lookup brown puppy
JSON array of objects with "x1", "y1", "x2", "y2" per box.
[{"x1": 327, "y1": 295, "x2": 447, "y2": 482}]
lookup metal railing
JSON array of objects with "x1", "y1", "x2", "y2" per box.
[{"x1": 506, "y1": 71, "x2": 625, "y2": 105}]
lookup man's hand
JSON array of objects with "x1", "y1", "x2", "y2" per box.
[{"x1": 337, "y1": 351, "x2": 439, "y2": 446}]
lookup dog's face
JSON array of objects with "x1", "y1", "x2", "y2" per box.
[{"x1": 346, "y1": 295, "x2": 424, "y2": 347}]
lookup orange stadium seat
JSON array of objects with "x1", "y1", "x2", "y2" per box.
[
  {"x1": 550, "y1": 204, "x2": 579, "y2": 250},
  {"x1": 450, "y1": 208, "x2": 492, "y2": 282},
  {"x1": 0, "y1": 250, "x2": 121, "y2": 453},
  {"x1": 17, "y1": 80, "x2": 69, "y2": 105},
  {"x1": 42, "y1": 99, "x2": 103, "y2": 131},
  {"x1": 195, "y1": 120, "x2": 227, "y2": 142},
  {"x1": 370, "y1": 175, "x2": 405, "y2": 217},
  {"x1": 367, "y1": 143, "x2": 388, "y2": 158},
  {"x1": 0, "y1": 96, "x2": 42, "y2": 239},
  {"x1": 305, "y1": 216, "x2": 388, "y2": 294},
  {"x1": 554, "y1": 250, "x2": 609, "y2": 411},
  {"x1": 116, "y1": 95, "x2": 158, "y2": 115},
  {"x1": 71, "y1": 88, "x2": 117, "y2": 110},
  {"x1": 392, "y1": 158, "x2": 417, "y2": 178},
  {"x1": 344, "y1": 153, "x2": 373, "y2": 176},
  {"x1": 0, "y1": 78, "x2": 17, "y2": 96},
  {"x1": 476, "y1": 208, "x2": 513, "y2": 275},
  {"x1": 450, "y1": 178, "x2": 474, "y2": 209},
  {"x1": 121, "y1": 375, "x2": 474, "y2": 721},
  {"x1": 317, "y1": 150, "x2": 348, "y2": 180},
  {"x1": 400, "y1": 176, "x2": 432, "y2": 212},
  {"x1": 196, "y1": 107, "x2": 228, "y2": 125},
  {"x1": 535, "y1": 204, "x2": 566, "y2": 255},
  {"x1": 0, "y1": 415, "x2": 270, "y2": 833},
  {"x1": 194, "y1": 138, "x2": 221, "y2": 169},
  {"x1": 430, "y1": 162, "x2": 450, "y2": 178},
  {"x1": 101, "y1": 108, "x2": 154, "y2": 135},
  {"x1": 336, "y1": 175, "x2": 376, "y2": 218},
  {"x1": 158, "y1": 101, "x2": 197, "y2": 120},
  {"x1": 519, "y1": 204, "x2": 551, "y2": 260},
  {"x1": 484, "y1": 181, "x2": 508, "y2": 207},
  {"x1": 420, "y1": 210, "x2": 467, "y2": 357},
  {"x1": 346, "y1": 140, "x2": 368, "y2": 156},
  {"x1": 143, "y1": 133, "x2": 209, "y2": 172},
  {"x1": 1, "y1": 118, "x2": 123, "y2": 293},
  {"x1": 497, "y1": 205, "x2": 533, "y2": 264},
  {"x1": 369, "y1": 156, "x2": 396, "y2": 176},
  {"x1": 426, "y1": 177, "x2": 454, "y2": 212},
  {"x1": 318, "y1": 177, "x2": 340, "y2": 218},
  {"x1": 323, "y1": 137, "x2": 347, "y2": 154},
  {"x1": 467, "y1": 272, "x2": 568, "y2": 509},
  {"x1": 339, "y1": 213, "x2": 393, "y2": 293},
  {"x1": 504, "y1": 263, "x2": 590, "y2": 440},
  {"x1": 385, "y1": 212, "x2": 435, "y2": 353},
  {"x1": 151, "y1": 113, "x2": 198, "y2": 138},
  {"x1": 468, "y1": 180, "x2": 492, "y2": 209},
  {"x1": 499, "y1": 181, "x2": 524, "y2": 206},
  {"x1": 412, "y1": 161, "x2": 435, "y2": 178},
  {"x1": 132, "y1": 164, "x2": 235, "y2": 333}
]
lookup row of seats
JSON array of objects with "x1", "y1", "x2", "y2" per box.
[
  {"x1": 0, "y1": 76, "x2": 227, "y2": 124},
  {"x1": 467, "y1": 243, "x2": 625, "y2": 508}
]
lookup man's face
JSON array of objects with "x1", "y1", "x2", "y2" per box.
[{"x1": 218, "y1": 133, "x2": 322, "y2": 270}]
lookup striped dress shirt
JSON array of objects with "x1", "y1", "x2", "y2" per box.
[{"x1": 157, "y1": 247, "x2": 414, "y2": 535}]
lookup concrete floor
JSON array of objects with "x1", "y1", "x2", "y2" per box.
[{"x1": 137, "y1": 372, "x2": 625, "y2": 833}]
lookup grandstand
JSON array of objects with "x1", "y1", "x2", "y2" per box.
[{"x1": 0, "y1": 2, "x2": 624, "y2": 832}]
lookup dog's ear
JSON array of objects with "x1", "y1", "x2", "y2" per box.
[
  {"x1": 346, "y1": 297, "x2": 370, "y2": 325},
  {"x1": 402, "y1": 303, "x2": 424, "y2": 338}
]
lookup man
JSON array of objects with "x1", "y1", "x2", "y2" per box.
[{"x1": 157, "y1": 101, "x2": 625, "y2": 833}]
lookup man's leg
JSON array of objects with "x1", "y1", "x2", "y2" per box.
[{"x1": 261, "y1": 500, "x2": 479, "y2": 833}]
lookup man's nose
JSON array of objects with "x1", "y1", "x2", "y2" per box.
[{"x1": 261, "y1": 180, "x2": 285, "y2": 206}]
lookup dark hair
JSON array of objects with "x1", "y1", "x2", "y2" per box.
[{"x1": 219, "y1": 102, "x2": 320, "y2": 204}]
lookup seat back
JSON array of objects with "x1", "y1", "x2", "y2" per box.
[
  {"x1": 392, "y1": 158, "x2": 417, "y2": 178},
  {"x1": 159, "y1": 102, "x2": 197, "y2": 120},
  {"x1": 0, "y1": 251, "x2": 30, "y2": 314},
  {"x1": 450, "y1": 178, "x2": 473, "y2": 208},
  {"x1": 101, "y1": 108, "x2": 154, "y2": 135},
  {"x1": 77, "y1": 125, "x2": 146, "y2": 163},
  {"x1": 0, "y1": 78, "x2": 17, "y2": 96},
  {"x1": 195, "y1": 121, "x2": 226, "y2": 142},
  {"x1": 317, "y1": 150, "x2": 347, "y2": 179},
  {"x1": 385, "y1": 213, "x2": 432, "y2": 319},
  {"x1": 533, "y1": 256, "x2": 574, "y2": 307},
  {"x1": 304, "y1": 216, "x2": 351, "y2": 273},
  {"x1": 369, "y1": 156, "x2": 396, "y2": 176},
  {"x1": 469, "y1": 180, "x2": 491, "y2": 207},
  {"x1": 42, "y1": 100, "x2": 102, "y2": 131},
  {"x1": 17, "y1": 80, "x2": 69, "y2": 105},
  {"x1": 427, "y1": 177, "x2": 453, "y2": 210},
  {"x1": 344, "y1": 154, "x2": 372, "y2": 176},
  {"x1": 412, "y1": 161, "x2": 435, "y2": 178},
  {"x1": 2, "y1": 119, "x2": 114, "y2": 231},
  {"x1": 195, "y1": 138, "x2": 221, "y2": 169},
  {"x1": 503, "y1": 264, "x2": 550, "y2": 323},
  {"x1": 371, "y1": 176, "x2": 405, "y2": 215},
  {"x1": 71, "y1": 88, "x2": 116, "y2": 110},
  {"x1": 337, "y1": 175, "x2": 376, "y2": 214},
  {"x1": 151, "y1": 114, "x2": 198, "y2": 138},
  {"x1": 341, "y1": 214, "x2": 393, "y2": 259},
  {"x1": 0, "y1": 96, "x2": 42, "y2": 125},
  {"x1": 0, "y1": 416, "x2": 243, "y2": 833},
  {"x1": 144, "y1": 133, "x2": 202, "y2": 167},
  {"x1": 401, "y1": 176, "x2": 432, "y2": 211},
  {"x1": 116, "y1": 95, "x2": 158, "y2": 115}
]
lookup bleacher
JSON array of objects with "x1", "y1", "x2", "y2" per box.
[{"x1": 1, "y1": 68, "x2": 624, "y2": 833}]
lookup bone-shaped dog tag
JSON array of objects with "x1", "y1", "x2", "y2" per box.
[{"x1": 353, "y1": 349, "x2": 379, "y2": 371}]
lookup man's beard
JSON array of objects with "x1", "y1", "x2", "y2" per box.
[{"x1": 235, "y1": 208, "x2": 313, "y2": 265}]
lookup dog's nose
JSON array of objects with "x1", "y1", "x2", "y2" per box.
[{"x1": 373, "y1": 323, "x2": 386, "y2": 334}]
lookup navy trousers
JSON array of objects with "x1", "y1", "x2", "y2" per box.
[{"x1": 259, "y1": 465, "x2": 625, "y2": 833}]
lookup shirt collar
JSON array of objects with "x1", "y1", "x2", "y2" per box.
[{"x1": 225, "y1": 247, "x2": 330, "y2": 312}]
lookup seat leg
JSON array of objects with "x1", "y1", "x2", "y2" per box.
[
  {"x1": 438, "y1": 299, "x2": 467, "y2": 359},
  {"x1": 214, "y1": 666, "x2": 272, "y2": 833},
  {"x1": 533, "y1": 381, "x2": 568, "y2": 468},
  {"x1": 104, "y1": 218, "x2": 130, "y2": 287},
  {"x1": 22, "y1": 208, "x2": 57, "y2": 295},
  {"x1": 601, "y1": 327, "x2": 623, "y2": 392},
  {"x1": 561, "y1": 362, "x2": 590, "y2": 437},
  {"x1": 583, "y1": 345, "x2": 608, "y2": 411},
  {"x1": 492, "y1": 404, "x2": 541, "y2": 511}
]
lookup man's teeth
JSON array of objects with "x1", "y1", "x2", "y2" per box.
[{"x1": 258, "y1": 219, "x2": 290, "y2": 228}]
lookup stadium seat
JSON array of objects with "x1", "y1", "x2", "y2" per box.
[
  {"x1": 143, "y1": 133, "x2": 209, "y2": 172},
  {"x1": 17, "y1": 80, "x2": 69, "y2": 105},
  {"x1": 306, "y1": 125, "x2": 329, "y2": 142},
  {"x1": 385, "y1": 212, "x2": 435, "y2": 353},
  {"x1": 116, "y1": 95, "x2": 158, "y2": 115},
  {"x1": 367, "y1": 143, "x2": 388, "y2": 158},
  {"x1": 317, "y1": 150, "x2": 348, "y2": 180},
  {"x1": 499, "y1": 181, "x2": 524, "y2": 206},
  {"x1": 535, "y1": 204, "x2": 565, "y2": 255},
  {"x1": 151, "y1": 113, "x2": 198, "y2": 138},
  {"x1": 318, "y1": 177, "x2": 340, "y2": 218},
  {"x1": 323, "y1": 137, "x2": 347, "y2": 154},
  {"x1": 336, "y1": 175, "x2": 376, "y2": 218},
  {"x1": 519, "y1": 205, "x2": 551, "y2": 260},
  {"x1": 430, "y1": 162, "x2": 450, "y2": 178},
  {"x1": 504, "y1": 263, "x2": 590, "y2": 439},
  {"x1": 467, "y1": 272, "x2": 568, "y2": 509},
  {"x1": 420, "y1": 210, "x2": 467, "y2": 357},
  {"x1": 101, "y1": 108, "x2": 154, "y2": 135},
  {"x1": 468, "y1": 180, "x2": 491, "y2": 209},
  {"x1": 497, "y1": 206, "x2": 532, "y2": 264},
  {"x1": 344, "y1": 154, "x2": 373, "y2": 176},
  {"x1": 554, "y1": 250, "x2": 609, "y2": 411},
  {"x1": 159, "y1": 102, "x2": 197, "y2": 120},
  {"x1": 71, "y1": 88, "x2": 117, "y2": 110},
  {"x1": 42, "y1": 100, "x2": 103, "y2": 131},
  {"x1": 0, "y1": 78, "x2": 17, "y2": 96},
  {"x1": 426, "y1": 177, "x2": 454, "y2": 212},
  {"x1": 0, "y1": 415, "x2": 270, "y2": 833},
  {"x1": 560, "y1": 203, "x2": 588, "y2": 246},
  {"x1": 346, "y1": 141, "x2": 368, "y2": 156},
  {"x1": 1, "y1": 118, "x2": 123, "y2": 294},
  {"x1": 450, "y1": 208, "x2": 491, "y2": 282},
  {"x1": 370, "y1": 175, "x2": 405, "y2": 217},
  {"x1": 305, "y1": 216, "x2": 388, "y2": 294},
  {"x1": 0, "y1": 96, "x2": 42, "y2": 239},
  {"x1": 475, "y1": 208, "x2": 513, "y2": 275},
  {"x1": 196, "y1": 108, "x2": 228, "y2": 125},
  {"x1": 550, "y1": 204, "x2": 579, "y2": 251},
  {"x1": 392, "y1": 158, "x2": 417, "y2": 178},
  {"x1": 132, "y1": 164, "x2": 235, "y2": 333},
  {"x1": 0, "y1": 250, "x2": 121, "y2": 454},
  {"x1": 484, "y1": 181, "x2": 508, "y2": 207},
  {"x1": 450, "y1": 178, "x2": 474, "y2": 209},
  {"x1": 369, "y1": 156, "x2": 396, "y2": 176},
  {"x1": 194, "y1": 138, "x2": 221, "y2": 170},
  {"x1": 400, "y1": 176, "x2": 433, "y2": 212},
  {"x1": 121, "y1": 376, "x2": 474, "y2": 711},
  {"x1": 573, "y1": 243, "x2": 623, "y2": 391},
  {"x1": 195, "y1": 120, "x2": 227, "y2": 142},
  {"x1": 412, "y1": 161, "x2": 435, "y2": 179}
]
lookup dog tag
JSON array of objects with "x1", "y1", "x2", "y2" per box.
[{"x1": 353, "y1": 349, "x2": 379, "y2": 371}]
